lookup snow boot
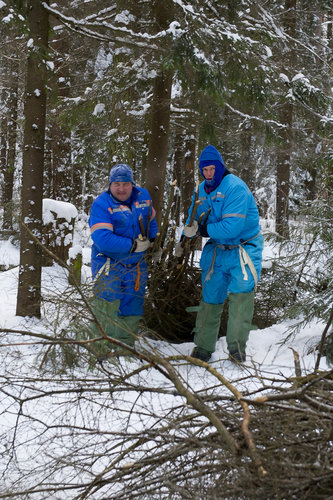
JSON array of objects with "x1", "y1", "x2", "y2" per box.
[
  {"x1": 192, "y1": 300, "x2": 224, "y2": 356},
  {"x1": 113, "y1": 314, "x2": 142, "y2": 350},
  {"x1": 226, "y1": 291, "x2": 254, "y2": 359},
  {"x1": 191, "y1": 346, "x2": 211, "y2": 362},
  {"x1": 229, "y1": 351, "x2": 246, "y2": 363}
]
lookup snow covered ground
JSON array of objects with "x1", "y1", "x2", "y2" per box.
[
  {"x1": 0, "y1": 234, "x2": 327, "y2": 377},
  {"x1": 0, "y1": 235, "x2": 330, "y2": 497}
]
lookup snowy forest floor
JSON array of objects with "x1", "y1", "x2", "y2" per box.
[
  {"x1": 0, "y1": 232, "x2": 332, "y2": 499},
  {"x1": 0, "y1": 229, "x2": 329, "y2": 376}
]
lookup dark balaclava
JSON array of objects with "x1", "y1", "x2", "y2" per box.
[{"x1": 198, "y1": 145, "x2": 226, "y2": 192}]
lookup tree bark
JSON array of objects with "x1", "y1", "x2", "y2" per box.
[
  {"x1": 0, "y1": 109, "x2": 8, "y2": 216},
  {"x1": 183, "y1": 133, "x2": 196, "y2": 220},
  {"x1": 172, "y1": 129, "x2": 184, "y2": 226},
  {"x1": 275, "y1": 0, "x2": 296, "y2": 238},
  {"x1": 41, "y1": 23, "x2": 72, "y2": 203},
  {"x1": 16, "y1": 0, "x2": 49, "y2": 318},
  {"x1": 239, "y1": 126, "x2": 255, "y2": 192},
  {"x1": 145, "y1": 72, "x2": 173, "y2": 227},
  {"x1": 3, "y1": 59, "x2": 19, "y2": 230},
  {"x1": 145, "y1": 0, "x2": 174, "y2": 226}
]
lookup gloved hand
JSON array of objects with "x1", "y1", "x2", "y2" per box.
[
  {"x1": 152, "y1": 247, "x2": 163, "y2": 263},
  {"x1": 183, "y1": 220, "x2": 198, "y2": 238},
  {"x1": 133, "y1": 237, "x2": 151, "y2": 253},
  {"x1": 199, "y1": 223, "x2": 209, "y2": 238},
  {"x1": 174, "y1": 241, "x2": 184, "y2": 258}
]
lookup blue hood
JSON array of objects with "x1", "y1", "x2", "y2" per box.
[{"x1": 198, "y1": 145, "x2": 226, "y2": 190}]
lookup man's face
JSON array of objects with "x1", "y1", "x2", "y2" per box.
[
  {"x1": 110, "y1": 182, "x2": 133, "y2": 201},
  {"x1": 202, "y1": 165, "x2": 215, "y2": 180}
]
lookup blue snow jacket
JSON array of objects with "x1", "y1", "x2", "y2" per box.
[
  {"x1": 186, "y1": 169, "x2": 263, "y2": 302},
  {"x1": 187, "y1": 174, "x2": 261, "y2": 246},
  {"x1": 89, "y1": 186, "x2": 158, "y2": 309}
]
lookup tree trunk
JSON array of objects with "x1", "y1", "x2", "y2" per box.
[
  {"x1": 49, "y1": 122, "x2": 72, "y2": 201},
  {"x1": 145, "y1": 72, "x2": 173, "y2": 227},
  {"x1": 183, "y1": 133, "x2": 196, "y2": 221},
  {"x1": 0, "y1": 111, "x2": 8, "y2": 221},
  {"x1": 239, "y1": 126, "x2": 255, "y2": 192},
  {"x1": 3, "y1": 59, "x2": 19, "y2": 230},
  {"x1": 326, "y1": 15, "x2": 333, "y2": 193},
  {"x1": 47, "y1": 28, "x2": 72, "y2": 202},
  {"x1": 275, "y1": 0, "x2": 296, "y2": 238},
  {"x1": 172, "y1": 129, "x2": 184, "y2": 226},
  {"x1": 145, "y1": 0, "x2": 174, "y2": 226},
  {"x1": 16, "y1": 0, "x2": 49, "y2": 318}
]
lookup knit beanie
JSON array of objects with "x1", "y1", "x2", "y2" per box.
[{"x1": 109, "y1": 164, "x2": 135, "y2": 185}]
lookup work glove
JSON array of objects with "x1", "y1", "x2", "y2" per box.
[
  {"x1": 183, "y1": 220, "x2": 198, "y2": 238},
  {"x1": 152, "y1": 246, "x2": 163, "y2": 263},
  {"x1": 199, "y1": 223, "x2": 209, "y2": 238},
  {"x1": 133, "y1": 237, "x2": 151, "y2": 253},
  {"x1": 174, "y1": 241, "x2": 184, "y2": 258}
]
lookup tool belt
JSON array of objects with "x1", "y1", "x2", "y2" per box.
[
  {"x1": 92, "y1": 255, "x2": 142, "y2": 292},
  {"x1": 205, "y1": 231, "x2": 261, "y2": 289}
]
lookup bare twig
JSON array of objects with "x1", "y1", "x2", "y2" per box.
[{"x1": 315, "y1": 304, "x2": 333, "y2": 371}]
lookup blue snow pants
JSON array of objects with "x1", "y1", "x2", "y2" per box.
[
  {"x1": 93, "y1": 258, "x2": 148, "y2": 317},
  {"x1": 200, "y1": 234, "x2": 264, "y2": 304}
]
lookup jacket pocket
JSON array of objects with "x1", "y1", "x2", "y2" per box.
[
  {"x1": 112, "y1": 212, "x2": 132, "y2": 236},
  {"x1": 210, "y1": 198, "x2": 224, "y2": 222}
]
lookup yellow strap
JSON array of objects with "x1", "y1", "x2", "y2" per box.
[
  {"x1": 204, "y1": 232, "x2": 261, "y2": 288},
  {"x1": 92, "y1": 258, "x2": 110, "y2": 284},
  {"x1": 134, "y1": 262, "x2": 141, "y2": 292},
  {"x1": 204, "y1": 245, "x2": 258, "y2": 291},
  {"x1": 239, "y1": 246, "x2": 258, "y2": 290},
  {"x1": 204, "y1": 248, "x2": 217, "y2": 283}
]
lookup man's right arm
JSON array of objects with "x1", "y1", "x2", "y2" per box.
[{"x1": 89, "y1": 198, "x2": 133, "y2": 256}]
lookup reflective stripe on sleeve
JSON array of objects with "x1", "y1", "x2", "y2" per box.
[
  {"x1": 222, "y1": 213, "x2": 246, "y2": 219},
  {"x1": 90, "y1": 222, "x2": 114, "y2": 234}
]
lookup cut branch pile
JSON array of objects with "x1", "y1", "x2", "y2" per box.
[{"x1": 144, "y1": 180, "x2": 203, "y2": 342}]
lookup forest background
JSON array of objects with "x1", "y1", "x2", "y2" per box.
[
  {"x1": 0, "y1": 0, "x2": 332, "y2": 321},
  {"x1": 0, "y1": 1, "x2": 333, "y2": 498}
]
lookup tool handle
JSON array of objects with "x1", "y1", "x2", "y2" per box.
[{"x1": 138, "y1": 214, "x2": 146, "y2": 240}]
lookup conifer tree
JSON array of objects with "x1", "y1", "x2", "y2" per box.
[{"x1": 16, "y1": 0, "x2": 49, "y2": 318}]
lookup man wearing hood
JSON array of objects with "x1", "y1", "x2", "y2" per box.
[
  {"x1": 177, "y1": 145, "x2": 263, "y2": 363},
  {"x1": 89, "y1": 164, "x2": 158, "y2": 356}
]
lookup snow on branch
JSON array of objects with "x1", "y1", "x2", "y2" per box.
[{"x1": 224, "y1": 102, "x2": 287, "y2": 129}]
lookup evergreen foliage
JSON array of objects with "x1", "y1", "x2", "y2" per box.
[
  {"x1": 0, "y1": 7, "x2": 332, "y2": 492},
  {"x1": 0, "y1": 0, "x2": 331, "y2": 338}
]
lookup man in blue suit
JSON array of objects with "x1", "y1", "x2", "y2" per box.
[
  {"x1": 177, "y1": 145, "x2": 263, "y2": 363},
  {"x1": 89, "y1": 164, "x2": 158, "y2": 355}
]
